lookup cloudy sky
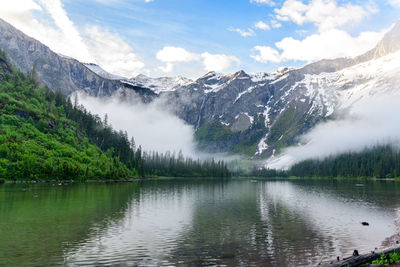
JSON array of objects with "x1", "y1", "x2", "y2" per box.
[{"x1": 1, "y1": 0, "x2": 399, "y2": 78}]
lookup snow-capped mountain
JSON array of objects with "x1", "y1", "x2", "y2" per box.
[
  {"x1": 153, "y1": 21, "x2": 400, "y2": 157},
  {"x1": 83, "y1": 63, "x2": 126, "y2": 80},
  {"x1": 1, "y1": 15, "x2": 399, "y2": 158},
  {"x1": 122, "y1": 74, "x2": 193, "y2": 94}
]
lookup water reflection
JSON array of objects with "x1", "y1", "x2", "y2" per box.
[
  {"x1": 64, "y1": 180, "x2": 197, "y2": 266},
  {"x1": 256, "y1": 181, "x2": 395, "y2": 265},
  {"x1": 0, "y1": 179, "x2": 399, "y2": 266},
  {"x1": 0, "y1": 182, "x2": 141, "y2": 266}
]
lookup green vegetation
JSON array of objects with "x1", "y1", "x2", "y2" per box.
[
  {"x1": 249, "y1": 145, "x2": 400, "y2": 178},
  {"x1": 195, "y1": 121, "x2": 235, "y2": 144},
  {"x1": 248, "y1": 167, "x2": 288, "y2": 178},
  {"x1": 195, "y1": 114, "x2": 266, "y2": 156},
  {"x1": 289, "y1": 145, "x2": 400, "y2": 178},
  {"x1": 144, "y1": 150, "x2": 230, "y2": 178},
  {"x1": 0, "y1": 52, "x2": 230, "y2": 180},
  {"x1": 267, "y1": 106, "x2": 296, "y2": 145},
  {"x1": 231, "y1": 115, "x2": 266, "y2": 155},
  {"x1": 370, "y1": 252, "x2": 400, "y2": 264},
  {"x1": 0, "y1": 57, "x2": 138, "y2": 180}
]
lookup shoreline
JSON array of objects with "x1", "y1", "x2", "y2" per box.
[
  {"x1": 0, "y1": 177, "x2": 159, "y2": 184},
  {"x1": 1, "y1": 176, "x2": 399, "y2": 185},
  {"x1": 320, "y1": 244, "x2": 400, "y2": 267},
  {"x1": 0, "y1": 176, "x2": 231, "y2": 185}
]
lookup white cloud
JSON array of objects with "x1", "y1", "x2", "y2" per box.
[
  {"x1": 77, "y1": 92, "x2": 198, "y2": 157},
  {"x1": 156, "y1": 46, "x2": 201, "y2": 73},
  {"x1": 36, "y1": 0, "x2": 94, "y2": 62},
  {"x1": 251, "y1": 0, "x2": 385, "y2": 65},
  {"x1": 268, "y1": 96, "x2": 400, "y2": 170},
  {"x1": 0, "y1": 0, "x2": 41, "y2": 14},
  {"x1": 155, "y1": 46, "x2": 240, "y2": 73},
  {"x1": 0, "y1": 0, "x2": 94, "y2": 62},
  {"x1": 228, "y1": 27, "x2": 255, "y2": 37},
  {"x1": 277, "y1": 29, "x2": 384, "y2": 62},
  {"x1": 157, "y1": 62, "x2": 173, "y2": 73},
  {"x1": 84, "y1": 26, "x2": 145, "y2": 78},
  {"x1": 252, "y1": 29, "x2": 386, "y2": 64},
  {"x1": 250, "y1": 0, "x2": 275, "y2": 6},
  {"x1": 254, "y1": 21, "x2": 270, "y2": 31},
  {"x1": 275, "y1": 0, "x2": 377, "y2": 32},
  {"x1": 201, "y1": 52, "x2": 240, "y2": 72},
  {"x1": 156, "y1": 46, "x2": 200, "y2": 63},
  {"x1": 390, "y1": 0, "x2": 400, "y2": 7},
  {"x1": 251, "y1": 46, "x2": 281, "y2": 63},
  {"x1": 270, "y1": 19, "x2": 282, "y2": 28},
  {"x1": 0, "y1": 0, "x2": 144, "y2": 78}
]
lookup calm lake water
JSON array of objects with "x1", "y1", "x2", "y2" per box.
[{"x1": 1, "y1": 178, "x2": 400, "y2": 266}]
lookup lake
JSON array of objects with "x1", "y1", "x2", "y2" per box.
[{"x1": 0, "y1": 178, "x2": 399, "y2": 266}]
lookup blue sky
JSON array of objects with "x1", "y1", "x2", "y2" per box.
[{"x1": 1, "y1": 0, "x2": 399, "y2": 78}]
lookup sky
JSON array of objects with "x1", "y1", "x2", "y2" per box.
[{"x1": 0, "y1": 0, "x2": 399, "y2": 79}]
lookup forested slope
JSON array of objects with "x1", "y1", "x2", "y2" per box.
[
  {"x1": 249, "y1": 145, "x2": 400, "y2": 178},
  {"x1": 0, "y1": 52, "x2": 138, "y2": 180},
  {"x1": 0, "y1": 51, "x2": 230, "y2": 180},
  {"x1": 289, "y1": 145, "x2": 400, "y2": 178}
]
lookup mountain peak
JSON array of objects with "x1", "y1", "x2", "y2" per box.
[
  {"x1": 233, "y1": 70, "x2": 249, "y2": 78},
  {"x1": 374, "y1": 20, "x2": 400, "y2": 56},
  {"x1": 355, "y1": 20, "x2": 400, "y2": 63},
  {"x1": 124, "y1": 74, "x2": 192, "y2": 94},
  {"x1": 202, "y1": 71, "x2": 217, "y2": 78}
]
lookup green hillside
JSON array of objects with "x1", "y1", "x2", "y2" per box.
[
  {"x1": 0, "y1": 52, "x2": 138, "y2": 181},
  {"x1": 0, "y1": 51, "x2": 231, "y2": 181}
]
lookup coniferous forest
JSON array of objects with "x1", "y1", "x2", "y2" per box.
[
  {"x1": 1, "y1": 46, "x2": 398, "y2": 181},
  {"x1": 0, "y1": 51, "x2": 230, "y2": 181},
  {"x1": 249, "y1": 145, "x2": 400, "y2": 178},
  {"x1": 288, "y1": 145, "x2": 400, "y2": 178}
]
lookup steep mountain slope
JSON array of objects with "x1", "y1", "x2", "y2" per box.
[
  {"x1": 0, "y1": 19, "x2": 119, "y2": 96},
  {"x1": 156, "y1": 22, "x2": 400, "y2": 157},
  {"x1": 122, "y1": 74, "x2": 193, "y2": 94},
  {"x1": 0, "y1": 53, "x2": 138, "y2": 180},
  {"x1": 0, "y1": 18, "x2": 156, "y2": 101},
  {"x1": 2, "y1": 16, "x2": 399, "y2": 158},
  {"x1": 82, "y1": 63, "x2": 125, "y2": 80}
]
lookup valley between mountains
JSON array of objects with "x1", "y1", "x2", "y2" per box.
[{"x1": 1, "y1": 18, "x2": 400, "y2": 171}]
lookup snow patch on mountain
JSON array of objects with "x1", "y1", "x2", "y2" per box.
[
  {"x1": 124, "y1": 74, "x2": 193, "y2": 94},
  {"x1": 267, "y1": 48, "x2": 400, "y2": 169},
  {"x1": 83, "y1": 63, "x2": 125, "y2": 80},
  {"x1": 234, "y1": 85, "x2": 257, "y2": 103}
]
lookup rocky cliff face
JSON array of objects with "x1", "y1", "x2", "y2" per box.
[
  {"x1": 2, "y1": 17, "x2": 399, "y2": 158},
  {"x1": 156, "y1": 21, "x2": 400, "y2": 157},
  {"x1": 0, "y1": 19, "x2": 121, "y2": 96},
  {"x1": 160, "y1": 67, "x2": 326, "y2": 156},
  {"x1": 0, "y1": 18, "x2": 157, "y2": 102}
]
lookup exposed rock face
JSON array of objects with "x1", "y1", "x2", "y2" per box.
[
  {"x1": 1, "y1": 17, "x2": 400, "y2": 157},
  {"x1": 160, "y1": 68, "x2": 320, "y2": 156},
  {"x1": 0, "y1": 18, "x2": 157, "y2": 102},
  {"x1": 157, "y1": 21, "x2": 400, "y2": 156},
  {"x1": 0, "y1": 19, "x2": 120, "y2": 96},
  {"x1": 122, "y1": 74, "x2": 193, "y2": 94}
]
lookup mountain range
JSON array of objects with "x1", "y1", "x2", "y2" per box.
[{"x1": 1, "y1": 18, "x2": 399, "y2": 159}]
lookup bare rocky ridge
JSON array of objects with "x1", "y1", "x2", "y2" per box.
[{"x1": 0, "y1": 18, "x2": 155, "y2": 102}]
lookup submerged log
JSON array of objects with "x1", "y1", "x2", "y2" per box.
[{"x1": 320, "y1": 245, "x2": 400, "y2": 267}]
